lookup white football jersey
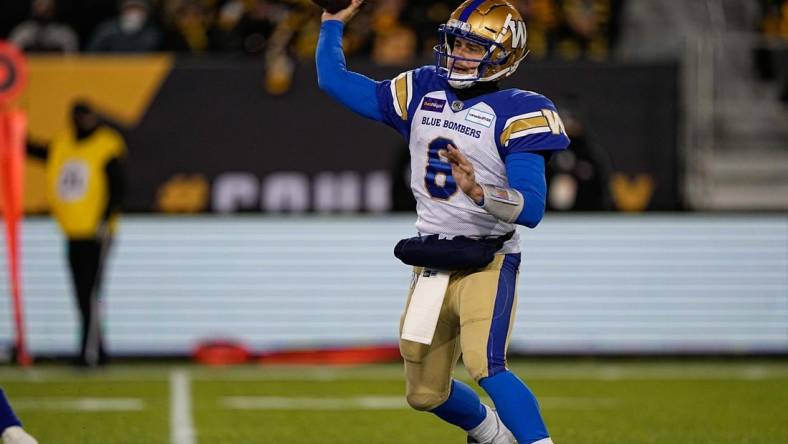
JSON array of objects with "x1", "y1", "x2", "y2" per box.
[{"x1": 377, "y1": 67, "x2": 570, "y2": 254}]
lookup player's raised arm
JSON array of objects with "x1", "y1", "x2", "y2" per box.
[{"x1": 315, "y1": 0, "x2": 383, "y2": 121}]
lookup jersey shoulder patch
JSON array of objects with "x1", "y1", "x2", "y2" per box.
[{"x1": 495, "y1": 89, "x2": 570, "y2": 155}]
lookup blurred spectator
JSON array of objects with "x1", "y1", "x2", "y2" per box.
[
  {"x1": 26, "y1": 102, "x2": 126, "y2": 368},
  {"x1": 8, "y1": 0, "x2": 79, "y2": 53},
  {"x1": 236, "y1": 0, "x2": 282, "y2": 55},
  {"x1": 555, "y1": 0, "x2": 618, "y2": 61},
  {"x1": 261, "y1": 1, "x2": 318, "y2": 93},
  {"x1": 2, "y1": 0, "x2": 624, "y2": 61},
  {"x1": 87, "y1": 0, "x2": 162, "y2": 52},
  {"x1": 402, "y1": 2, "x2": 452, "y2": 57},
  {"x1": 515, "y1": 0, "x2": 561, "y2": 59},
  {"x1": 370, "y1": 0, "x2": 417, "y2": 65},
  {"x1": 164, "y1": 0, "x2": 214, "y2": 52},
  {"x1": 211, "y1": 0, "x2": 247, "y2": 51},
  {"x1": 57, "y1": 0, "x2": 118, "y2": 51}
]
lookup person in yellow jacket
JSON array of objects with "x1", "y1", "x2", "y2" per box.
[{"x1": 28, "y1": 102, "x2": 126, "y2": 367}]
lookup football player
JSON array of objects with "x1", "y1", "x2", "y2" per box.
[
  {"x1": 0, "y1": 390, "x2": 38, "y2": 444},
  {"x1": 316, "y1": 1, "x2": 569, "y2": 443}
]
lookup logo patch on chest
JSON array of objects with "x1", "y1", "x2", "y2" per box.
[
  {"x1": 421, "y1": 97, "x2": 447, "y2": 113},
  {"x1": 465, "y1": 108, "x2": 494, "y2": 128}
]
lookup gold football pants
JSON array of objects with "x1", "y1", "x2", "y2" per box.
[{"x1": 399, "y1": 253, "x2": 521, "y2": 411}]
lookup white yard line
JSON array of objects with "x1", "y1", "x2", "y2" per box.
[
  {"x1": 220, "y1": 395, "x2": 619, "y2": 411},
  {"x1": 12, "y1": 398, "x2": 144, "y2": 411},
  {"x1": 170, "y1": 369, "x2": 196, "y2": 444},
  {"x1": 222, "y1": 396, "x2": 408, "y2": 410}
]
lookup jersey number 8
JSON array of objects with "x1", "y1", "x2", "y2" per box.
[{"x1": 425, "y1": 138, "x2": 458, "y2": 200}]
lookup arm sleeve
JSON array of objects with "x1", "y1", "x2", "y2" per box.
[
  {"x1": 505, "y1": 152, "x2": 547, "y2": 229},
  {"x1": 102, "y1": 157, "x2": 126, "y2": 220},
  {"x1": 316, "y1": 20, "x2": 383, "y2": 121}
]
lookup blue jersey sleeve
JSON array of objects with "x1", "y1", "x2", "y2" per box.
[
  {"x1": 495, "y1": 91, "x2": 570, "y2": 158},
  {"x1": 505, "y1": 152, "x2": 547, "y2": 228},
  {"x1": 316, "y1": 20, "x2": 382, "y2": 121},
  {"x1": 376, "y1": 66, "x2": 439, "y2": 139}
]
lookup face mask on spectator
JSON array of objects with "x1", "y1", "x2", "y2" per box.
[{"x1": 120, "y1": 9, "x2": 147, "y2": 33}]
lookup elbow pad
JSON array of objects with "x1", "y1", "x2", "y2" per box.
[{"x1": 478, "y1": 183, "x2": 524, "y2": 223}]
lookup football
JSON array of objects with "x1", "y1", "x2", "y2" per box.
[{"x1": 311, "y1": 0, "x2": 352, "y2": 14}]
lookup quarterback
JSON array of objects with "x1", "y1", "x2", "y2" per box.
[{"x1": 316, "y1": 1, "x2": 570, "y2": 443}]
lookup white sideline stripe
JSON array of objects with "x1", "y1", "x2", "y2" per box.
[
  {"x1": 220, "y1": 396, "x2": 618, "y2": 411},
  {"x1": 13, "y1": 398, "x2": 144, "y2": 411},
  {"x1": 170, "y1": 370, "x2": 196, "y2": 444}
]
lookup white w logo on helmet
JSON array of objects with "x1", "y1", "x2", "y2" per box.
[{"x1": 507, "y1": 20, "x2": 527, "y2": 49}]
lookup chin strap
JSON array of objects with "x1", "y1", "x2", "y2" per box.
[{"x1": 477, "y1": 184, "x2": 524, "y2": 223}]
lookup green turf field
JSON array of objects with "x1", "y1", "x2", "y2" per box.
[{"x1": 1, "y1": 360, "x2": 787, "y2": 443}]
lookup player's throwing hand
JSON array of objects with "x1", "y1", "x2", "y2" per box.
[
  {"x1": 321, "y1": 0, "x2": 365, "y2": 23},
  {"x1": 445, "y1": 144, "x2": 484, "y2": 204}
]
